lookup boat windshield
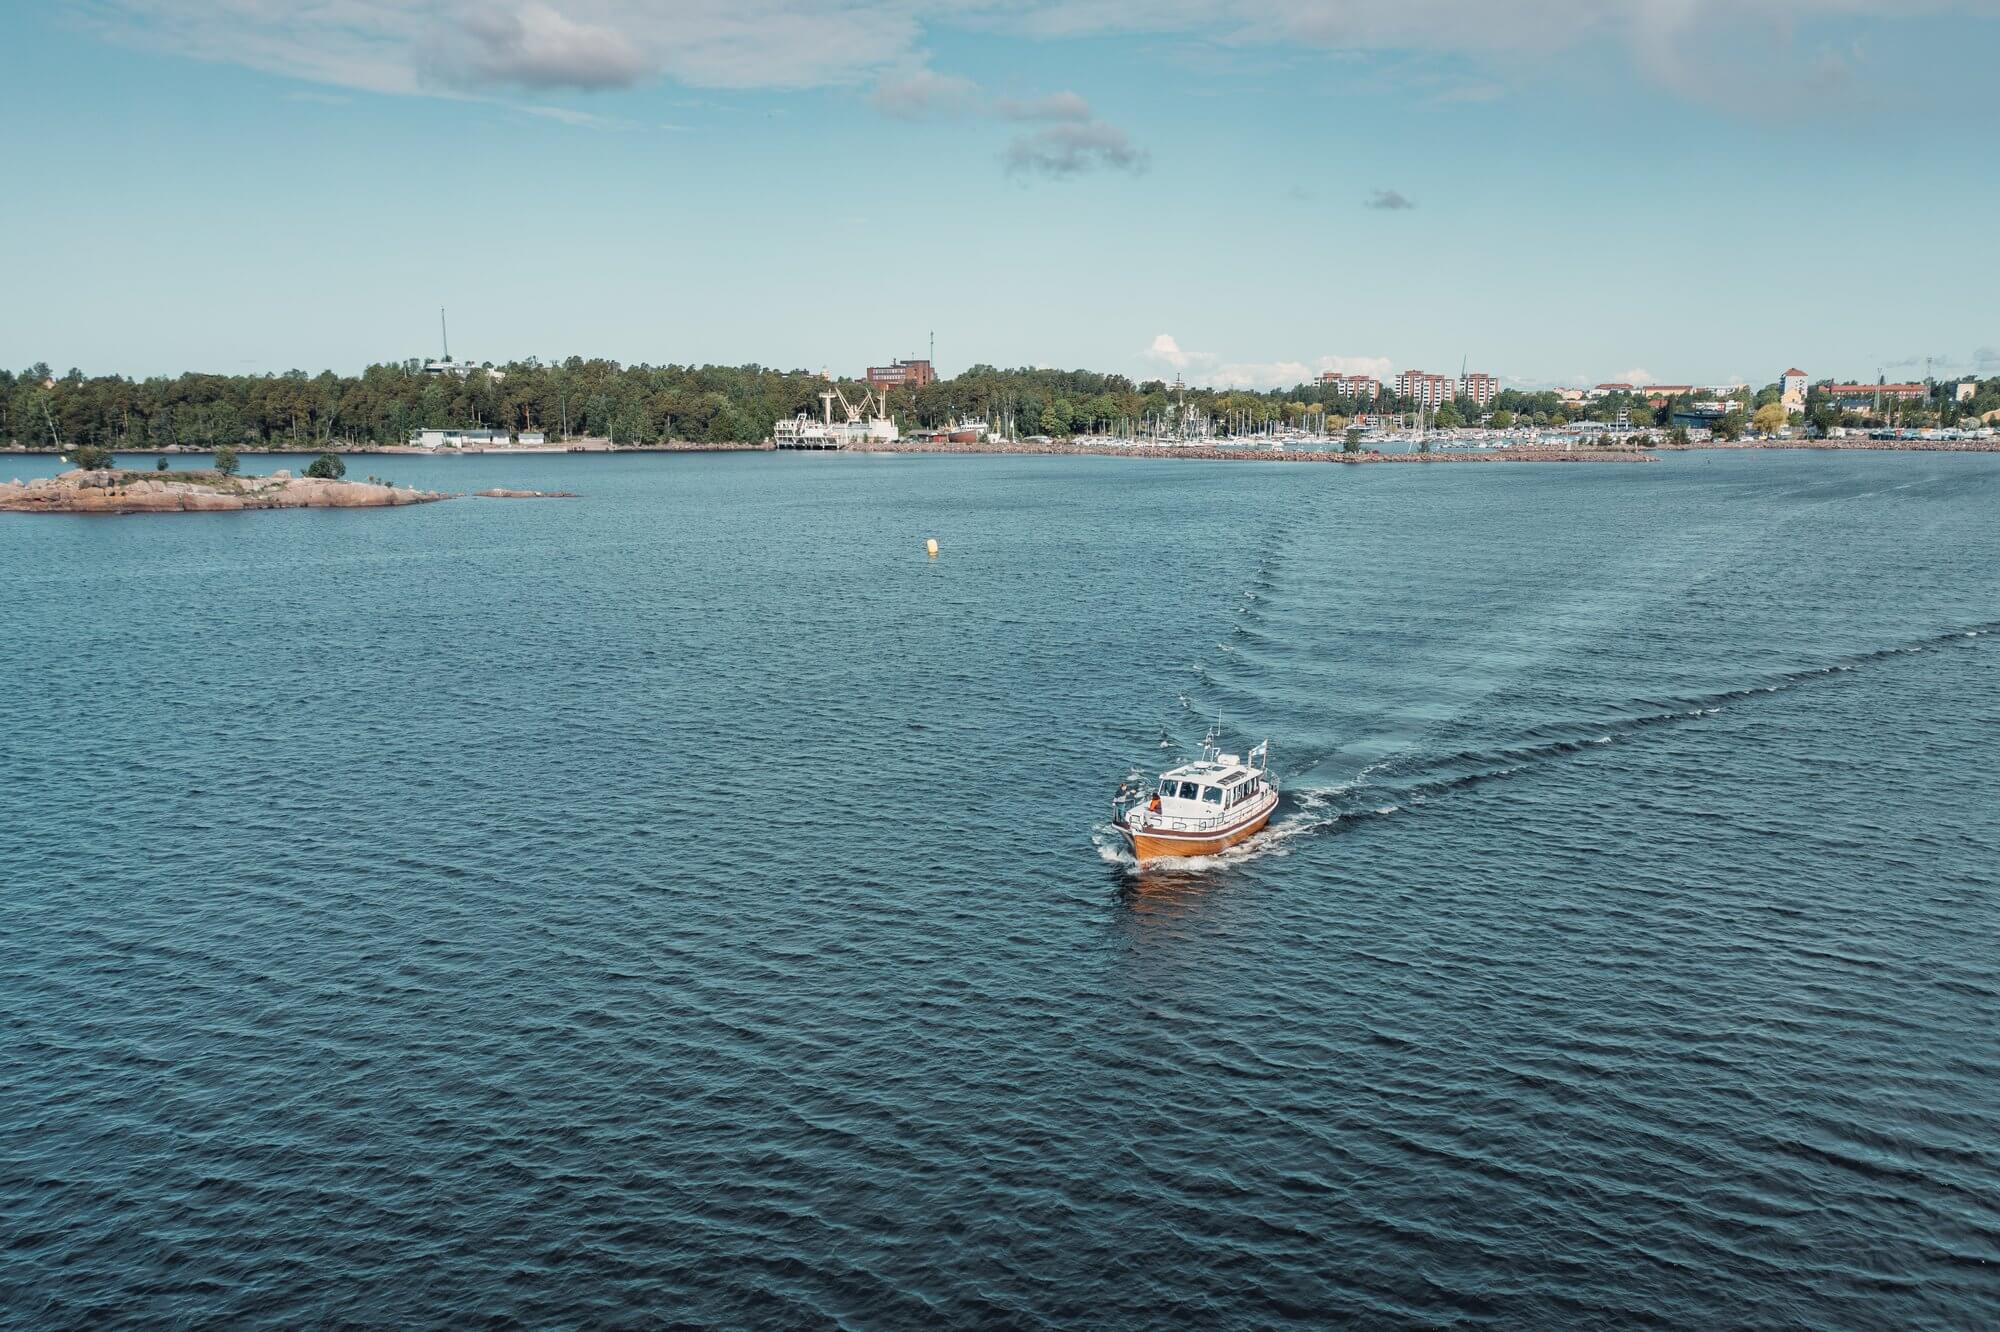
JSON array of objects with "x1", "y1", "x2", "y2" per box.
[{"x1": 1202, "y1": 787, "x2": 1222, "y2": 804}]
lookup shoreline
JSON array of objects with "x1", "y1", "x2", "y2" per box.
[
  {"x1": 1648, "y1": 438, "x2": 2000, "y2": 453},
  {"x1": 9, "y1": 438, "x2": 2000, "y2": 462},
  {"x1": 851, "y1": 440, "x2": 1654, "y2": 463}
]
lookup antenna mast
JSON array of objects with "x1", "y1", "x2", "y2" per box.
[{"x1": 440, "y1": 307, "x2": 449, "y2": 361}]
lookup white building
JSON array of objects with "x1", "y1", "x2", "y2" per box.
[
  {"x1": 413, "y1": 428, "x2": 545, "y2": 449},
  {"x1": 1780, "y1": 367, "x2": 1809, "y2": 411},
  {"x1": 423, "y1": 359, "x2": 506, "y2": 381},
  {"x1": 1317, "y1": 372, "x2": 1381, "y2": 401}
]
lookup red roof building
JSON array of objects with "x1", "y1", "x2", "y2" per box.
[{"x1": 865, "y1": 359, "x2": 935, "y2": 391}]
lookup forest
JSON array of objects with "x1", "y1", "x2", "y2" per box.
[{"x1": 5, "y1": 358, "x2": 1996, "y2": 449}]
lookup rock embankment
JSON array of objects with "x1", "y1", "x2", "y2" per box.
[
  {"x1": 0, "y1": 469, "x2": 451, "y2": 514},
  {"x1": 865, "y1": 440, "x2": 1652, "y2": 464},
  {"x1": 474, "y1": 488, "x2": 580, "y2": 498}
]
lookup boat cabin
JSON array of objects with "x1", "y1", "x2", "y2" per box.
[{"x1": 1151, "y1": 756, "x2": 1264, "y2": 818}]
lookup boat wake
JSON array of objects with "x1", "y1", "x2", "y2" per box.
[{"x1": 1117, "y1": 619, "x2": 1999, "y2": 875}]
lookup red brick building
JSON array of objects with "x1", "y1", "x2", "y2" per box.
[
  {"x1": 1458, "y1": 372, "x2": 1501, "y2": 407},
  {"x1": 866, "y1": 359, "x2": 936, "y2": 391},
  {"x1": 1395, "y1": 370, "x2": 1455, "y2": 407}
]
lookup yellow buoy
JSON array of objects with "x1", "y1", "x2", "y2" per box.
[{"x1": 925, "y1": 538, "x2": 939, "y2": 558}]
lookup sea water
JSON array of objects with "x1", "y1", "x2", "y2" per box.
[{"x1": 2, "y1": 449, "x2": 1995, "y2": 1327}]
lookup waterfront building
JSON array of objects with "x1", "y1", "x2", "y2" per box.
[
  {"x1": 1953, "y1": 379, "x2": 1979, "y2": 403},
  {"x1": 412, "y1": 428, "x2": 545, "y2": 449},
  {"x1": 1459, "y1": 372, "x2": 1500, "y2": 407},
  {"x1": 1589, "y1": 382, "x2": 1635, "y2": 399},
  {"x1": 1317, "y1": 372, "x2": 1381, "y2": 401},
  {"x1": 866, "y1": 359, "x2": 936, "y2": 391},
  {"x1": 1395, "y1": 370, "x2": 1455, "y2": 407}
]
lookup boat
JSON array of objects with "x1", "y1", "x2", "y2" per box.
[
  {"x1": 773, "y1": 384, "x2": 899, "y2": 450},
  {"x1": 947, "y1": 416, "x2": 990, "y2": 444},
  {"x1": 1112, "y1": 738, "x2": 1277, "y2": 863}
]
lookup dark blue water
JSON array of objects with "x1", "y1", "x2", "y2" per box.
[{"x1": 3, "y1": 450, "x2": 1996, "y2": 1328}]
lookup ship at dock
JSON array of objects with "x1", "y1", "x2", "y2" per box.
[{"x1": 772, "y1": 384, "x2": 899, "y2": 450}]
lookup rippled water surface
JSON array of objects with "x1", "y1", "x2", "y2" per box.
[{"x1": 4, "y1": 449, "x2": 1997, "y2": 1328}]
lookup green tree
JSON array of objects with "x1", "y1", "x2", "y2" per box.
[
  {"x1": 1713, "y1": 410, "x2": 1747, "y2": 441},
  {"x1": 72, "y1": 443, "x2": 115, "y2": 470},
  {"x1": 1491, "y1": 409, "x2": 1515, "y2": 429},
  {"x1": 213, "y1": 445, "x2": 240, "y2": 476},
  {"x1": 1343, "y1": 427, "x2": 1363, "y2": 454},
  {"x1": 1038, "y1": 402, "x2": 1066, "y2": 437},
  {"x1": 305, "y1": 451, "x2": 346, "y2": 479},
  {"x1": 1751, "y1": 402, "x2": 1788, "y2": 436},
  {"x1": 155, "y1": 456, "x2": 168, "y2": 470}
]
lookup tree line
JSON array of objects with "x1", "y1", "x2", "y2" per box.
[{"x1": 6, "y1": 358, "x2": 1997, "y2": 449}]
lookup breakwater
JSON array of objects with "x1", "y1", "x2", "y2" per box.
[{"x1": 865, "y1": 439, "x2": 1654, "y2": 463}]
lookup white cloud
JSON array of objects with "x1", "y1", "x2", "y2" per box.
[
  {"x1": 1146, "y1": 335, "x2": 1393, "y2": 389},
  {"x1": 85, "y1": 0, "x2": 930, "y2": 96},
  {"x1": 82, "y1": 0, "x2": 2000, "y2": 128},
  {"x1": 94, "y1": 0, "x2": 2000, "y2": 104},
  {"x1": 870, "y1": 67, "x2": 982, "y2": 118},
  {"x1": 1615, "y1": 367, "x2": 1656, "y2": 384},
  {"x1": 519, "y1": 102, "x2": 630, "y2": 128},
  {"x1": 1004, "y1": 120, "x2": 1147, "y2": 177},
  {"x1": 424, "y1": 3, "x2": 652, "y2": 90},
  {"x1": 1148, "y1": 334, "x2": 1197, "y2": 370},
  {"x1": 996, "y1": 90, "x2": 1093, "y2": 122},
  {"x1": 865, "y1": 71, "x2": 1143, "y2": 175}
]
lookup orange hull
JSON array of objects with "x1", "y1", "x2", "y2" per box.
[{"x1": 1123, "y1": 806, "x2": 1275, "y2": 862}]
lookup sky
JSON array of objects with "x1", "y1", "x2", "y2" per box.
[{"x1": 5, "y1": 1, "x2": 1999, "y2": 390}]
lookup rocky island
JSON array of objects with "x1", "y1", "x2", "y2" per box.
[{"x1": 0, "y1": 468, "x2": 450, "y2": 515}]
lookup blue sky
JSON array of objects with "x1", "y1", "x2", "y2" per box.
[{"x1": 6, "y1": 2, "x2": 1998, "y2": 390}]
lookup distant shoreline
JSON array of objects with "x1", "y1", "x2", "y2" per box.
[
  {"x1": 849, "y1": 440, "x2": 1655, "y2": 463},
  {"x1": 9, "y1": 438, "x2": 2000, "y2": 462},
  {"x1": 4, "y1": 441, "x2": 1650, "y2": 464},
  {"x1": 1648, "y1": 438, "x2": 2000, "y2": 454}
]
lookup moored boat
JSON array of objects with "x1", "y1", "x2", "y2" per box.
[{"x1": 1113, "y1": 739, "x2": 1277, "y2": 862}]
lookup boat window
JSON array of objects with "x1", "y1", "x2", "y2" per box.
[
  {"x1": 1178, "y1": 781, "x2": 1201, "y2": 800},
  {"x1": 1202, "y1": 787, "x2": 1222, "y2": 804}
]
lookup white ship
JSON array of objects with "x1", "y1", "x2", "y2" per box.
[{"x1": 773, "y1": 384, "x2": 899, "y2": 450}]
